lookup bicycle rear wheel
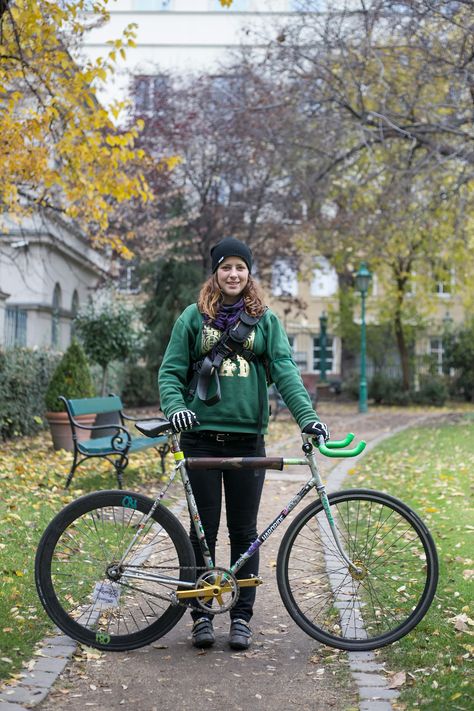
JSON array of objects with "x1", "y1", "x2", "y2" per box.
[
  {"x1": 35, "y1": 490, "x2": 195, "y2": 651},
  {"x1": 277, "y1": 488, "x2": 438, "y2": 651}
]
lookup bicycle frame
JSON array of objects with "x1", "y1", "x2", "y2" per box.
[{"x1": 117, "y1": 432, "x2": 361, "y2": 597}]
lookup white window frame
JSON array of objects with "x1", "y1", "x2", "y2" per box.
[
  {"x1": 428, "y1": 337, "x2": 444, "y2": 375},
  {"x1": 5, "y1": 306, "x2": 27, "y2": 347},
  {"x1": 52, "y1": 283, "x2": 62, "y2": 349},
  {"x1": 310, "y1": 257, "x2": 338, "y2": 297},
  {"x1": 271, "y1": 258, "x2": 298, "y2": 297},
  {"x1": 70, "y1": 290, "x2": 80, "y2": 340},
  {"x1": 434, "y1": 268, "x2": 454, "y2": 297},
  {"x1": 117, "y1": 263, "x2": 141, "y2": 295},
  {"x1": 210, "y1": 0, "x2": 249, "y2": 10},
  {"x1": 132, "y1": 0, "x2": 173, "y2": 10}
]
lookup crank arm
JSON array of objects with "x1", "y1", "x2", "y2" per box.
[{"x1": 175, "y1": 576, "x2": 263, "y2": 600}]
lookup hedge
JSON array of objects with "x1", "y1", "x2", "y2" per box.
[{"x1": 0, "y1": 348, "x2": 61, "y2": 439}]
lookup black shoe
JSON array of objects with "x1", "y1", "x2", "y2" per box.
[
  {"x1": 191, "y1": 617, "x2": 215, "y2": 648},
  {"x1": 229, "y1": 618, "x2": 252, "y2": 650}
]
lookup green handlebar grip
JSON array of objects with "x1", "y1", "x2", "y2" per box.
[
  {"x1": 325, "y1": 433, "x2": 355, "y2": 449},
  {"x1": 318, "y1": 439, "x2": 366, "y2": 458}
]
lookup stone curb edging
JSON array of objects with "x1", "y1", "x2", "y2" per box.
[
  {"x1": 0, "y1": 635, "x2": 76, "y2": 710},
  {"x1": 324, "y1": 419, "x2": 434, "y2": 711}
]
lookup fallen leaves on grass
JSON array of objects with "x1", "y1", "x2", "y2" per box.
[
  {"x1": 388, "y1": 671, "x2": 407, "y2": 688},
  {"x1": 448, "y1": 613, "x2": 474, "y2": 633}
]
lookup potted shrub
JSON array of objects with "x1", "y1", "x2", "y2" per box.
[{"x1": 44, "y1": 339, "x2": 96, "y2": 451}]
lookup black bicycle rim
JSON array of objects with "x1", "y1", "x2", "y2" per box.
[
  {"x1": 277, "y1": 488, "x2": 438, "y2": 651},
  {"x1": 35, "y1": 490, "x2": 195, "y2": 651}
]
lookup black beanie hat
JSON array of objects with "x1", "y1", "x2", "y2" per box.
[{"x1": 210, "y1": 237, "x2": 253, "y2": 273}]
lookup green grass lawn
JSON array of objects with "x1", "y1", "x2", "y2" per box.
[
  {"x1": 0, "y1": 434, "x2": 168, "y2": 683},
  {"x1": 347, "y1": 413, "x2": 474, "y2": 710}
]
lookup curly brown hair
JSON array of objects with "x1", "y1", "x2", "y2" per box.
[{"x1": 198, "y1": 274, "x2": 266, "y2": 321}]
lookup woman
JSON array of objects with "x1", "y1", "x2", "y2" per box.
[{"x1": 158, "y1": 237, "x2": 329, "y2": 651}]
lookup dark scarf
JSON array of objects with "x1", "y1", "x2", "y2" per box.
[{"x1": 210, "y1": 297, "x2": 245, "y2": 331}]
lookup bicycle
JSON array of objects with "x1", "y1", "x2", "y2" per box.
[{"x1": 35, "y1": 420, "x2": 438, "y2": 653}]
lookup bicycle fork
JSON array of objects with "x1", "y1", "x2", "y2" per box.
[{"x1": 304, "y1": 438, "x2": 361, "y2": 576}]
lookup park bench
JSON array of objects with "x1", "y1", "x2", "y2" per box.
[{"x1": 60, "y1": 394, "x2": 169, "y2": 489}]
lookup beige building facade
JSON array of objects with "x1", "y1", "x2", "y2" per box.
[{"x1": 267, "y1": 260, "x2": 465, "y2": 383}]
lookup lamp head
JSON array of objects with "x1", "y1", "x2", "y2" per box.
[{"x1": 355, "y1": 262, "x2": 372, "y2": 295}]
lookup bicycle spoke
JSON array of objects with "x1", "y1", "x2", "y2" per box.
[
  {"x1": 37, "y1": 493, "x2": 195, "y2": 649},
  {"x1": 279, "y1": 491, "x2": 437, "y2": 650}
]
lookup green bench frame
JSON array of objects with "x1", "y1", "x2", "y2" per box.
[{"x1": 60, "y1": 394, "x2": 169, "y2": 489}]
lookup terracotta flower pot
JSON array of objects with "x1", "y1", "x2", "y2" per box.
[{"x1": 45, "y1": 411, "x2": 96, "y2": 452}]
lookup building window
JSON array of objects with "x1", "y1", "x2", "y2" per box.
[
  {"x1": 133, "y1": 75, "x2": 169, "y2": 114},
  {"x1": 272, "y1": 258, "x2": 298, "y2": 297},
  {"x1": 434, "y1": 276, "x2": 452, "y2": 296},
  {"x1": 310, "y1": 257, "x2": 338, "y2": 297},
  {"x1": 289, "y1": 0, "x2": 323, "y2": 10},
  {"x1": 70, "y1": 290, "x2": 79, "y2": 340},
  {"x1": 313, "y1": 335, "x2": 334, "y2": 373},
  {"x1": 132, "y1": 0, "x2": 172, "y2": 10},
  {"x1": 52, "y1": 283, "x2": 62, "y2": 349},
  {"x1": 432, "y1": 264, "x2": 454, "y2": 296},
  {"x1": 117, "y1": 262, "x2": 141, "y2": 294},
  {"x1": 429, "y1": 338, "x2": 444, "y2": 375},
  {"x1": 211, "y1": 0, "x2": 249, "y2": 10},
  {"x1": 5, "y1": 306, "x2": 27, "y2": 347},
  {"x1": 209, "y1": 74, "x2": 245, "y2": 104}
]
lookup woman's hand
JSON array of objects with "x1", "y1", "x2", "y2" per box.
[
  {"x1": 170, "y1": 410, "x2": 199, "y2": 432},
  {"x1": 302, "y1": 421, "x2": 330, "y2": 442}
]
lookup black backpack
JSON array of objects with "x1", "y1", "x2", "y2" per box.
[{"x1": 188, "y1": 309, "x2": 266, "y2": 406}]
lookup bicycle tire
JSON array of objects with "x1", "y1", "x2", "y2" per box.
[
  {"x1": 277, "y1": 488, "x2": 438, "y2": 651},
  {"x1": 35, "y1": 490, "x2": 195, "y2": 651}
]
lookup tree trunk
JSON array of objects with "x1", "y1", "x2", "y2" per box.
[
  {"x1": 394, "y1": 294, "x2": 410, "y2": 391},
  {"x1": 337, "y1": 270, "x2": 357, "y2": 380},
  {"x1": 100, "y1": 365, "x2": 108, "y2": 396}
]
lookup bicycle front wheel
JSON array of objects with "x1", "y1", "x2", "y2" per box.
[
  {"x1": 35, "y1": 490, "x2": 195, "y2": 651},
  {"x1": 277, "y1": 489, "x2": 438, "y2": 651}
]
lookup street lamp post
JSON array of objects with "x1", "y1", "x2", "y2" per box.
[
  {"x1": 355, "y1": 262, "x2": 372, "y2": 414},
  {"x1": 319, "y1": 312, "x2": 328, "y2": 384}
]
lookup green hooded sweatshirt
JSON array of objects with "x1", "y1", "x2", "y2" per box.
[{"x1": 158, "y1": 304, "x2": 319, "y2": 434}]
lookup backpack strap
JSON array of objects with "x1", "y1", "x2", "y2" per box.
[{"x1": 191, "y1": 310, "x2": 263, "y2": 406}]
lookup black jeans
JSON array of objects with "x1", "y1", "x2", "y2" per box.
[{"x1": 180, "y1": 432, "x2": 266, "y2": 623}]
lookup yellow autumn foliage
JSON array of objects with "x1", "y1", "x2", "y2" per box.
[{"x1": 0, "y1": 0, "x2": 163, "y2": 256}]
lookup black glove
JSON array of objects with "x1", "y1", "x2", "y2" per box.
[
  {"x1": 170, "y1": 409, "x2": 199, "y2": 432},
  {"x1": 302, "y1": 421, "x2": 330, "y2": 443}
]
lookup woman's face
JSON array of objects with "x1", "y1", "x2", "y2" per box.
[{"x1": 216, "y1": 256, "x2": 249, "y2": 303}]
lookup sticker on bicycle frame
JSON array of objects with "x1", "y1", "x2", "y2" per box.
[
  {"x1": 96, "y1": 631, "x2": 111, "y2": 645},
  {"x1": 261, "y1": 514, "x2": 285, "y2": 541},
  {"x1": 321, "y1": 496, "x2": 334, "y2": 524},
  {"x1": 92, "y1": 582, "x2": 121, "y2": 608},
  {"x1": 122, "y1": 495, "x2": 137, "y2": 509}
]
